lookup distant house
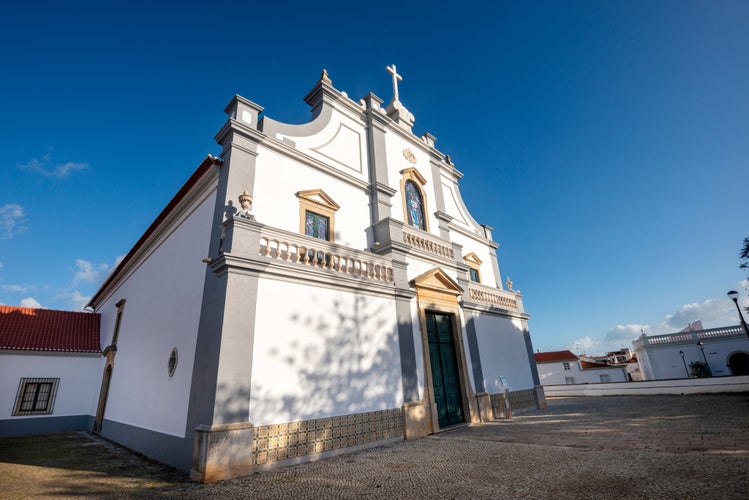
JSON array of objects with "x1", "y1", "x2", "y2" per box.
[
  {"x1": 633, "y1": 324, "x2": 749, "y2": 380},
  {"x1": 0, "y1": 305, "x2": 101, "y2": 436},
  {"x1": 535, "y1": 350, "x2": 628, "y2": 385}
]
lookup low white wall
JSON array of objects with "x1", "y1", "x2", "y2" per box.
[{"x1": 544, "y1": 375, "x2": 749, "y2": 397}]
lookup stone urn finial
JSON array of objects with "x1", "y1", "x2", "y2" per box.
[{"x1": 238, "y1": 190, "x2": 253, "y2": 214}]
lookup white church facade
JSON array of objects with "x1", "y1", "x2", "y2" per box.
[{"x1": 1, "y1": 68, "x2": 544, "y2": 482}]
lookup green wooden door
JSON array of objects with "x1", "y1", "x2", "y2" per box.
[{"x1": 426, "y1": 312, "x2": 464, "y2": 427}]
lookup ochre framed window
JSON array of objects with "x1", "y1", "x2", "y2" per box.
[
  {"x1": 399, "y1": 168, "x2": 429, "y2": 232},
  {"x1": 463, "y1": 252, "x2": 483, "y2": 283},
  {"x1": 296, "y1": 189, "x2": 340, "y2": 242},
  {"x1": 12, "y1": 378, "x2": 60, "y2": 416}
]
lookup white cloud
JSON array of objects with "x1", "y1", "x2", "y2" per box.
[
  {"x1": 0, "y1": 204, "x2": 26, "y2": 240},
  {"x1": 72, "y1": 259, "x2": 110, "y2": 285},
  {"x1": 568, "y1": 293, "x2": 749, "y2": 356},
  {"x1": 70, "y1": 291, "x2": 91, "y2": 311},
  {"x1": 0, "y1": 284, "x2": 32, "y2": 293},
  {"x1": 19, "y1": 154, "x2": 89, "y2": 178},
  {"x1": 20, "y1": 297, "x2": 43, "y2": 308},
  {"x1": 662, "y1": 298, "x2": 735, "y2": 331}
]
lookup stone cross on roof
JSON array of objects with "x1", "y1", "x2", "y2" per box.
[{"x1": 386, "y1": 64, "x2": 402, "y2": 101}]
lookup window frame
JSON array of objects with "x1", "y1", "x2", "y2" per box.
[
  {"x1": 12, "y1": 378, "x2": 60, "y2": 416},
  {"x1": 562, "y1": 362, "x2": 571, "y2": 370},
  {"x1": 296, "y1": 189, "x2": 340, "y2": 243},
  {"x1": 399, "y1": 168, "x2": 430, "y2": 232},
  {"x1": 464, "y1": 253, "x2": 483, "y2": 284}
]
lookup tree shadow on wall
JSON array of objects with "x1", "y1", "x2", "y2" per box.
[{"x1": 250, "y1": 294, "x2": 405, "y2": 424}]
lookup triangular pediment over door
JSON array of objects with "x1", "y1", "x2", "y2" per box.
[{"x1": 411, "y1": 267, "x2": 463, "y2": 308}]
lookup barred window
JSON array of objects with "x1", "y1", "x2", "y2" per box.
[
  {"x1": 12, "y1": 378, "x2": 60, "y2": 416},
  {"x1": 565, "y1": 377, "x2": 575, "y2": 385}
]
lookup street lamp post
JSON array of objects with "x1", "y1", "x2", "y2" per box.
[
  {"x1": 679, "y1": 350, "x2": 689, "y2": 377},
  {"x1": 696, "y1": 341, "x2": 712, "y2": 376},
  {"x1": 727, "y1": 290, "x2": 749, "y2": 339}
]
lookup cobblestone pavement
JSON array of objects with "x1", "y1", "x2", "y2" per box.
[{"x1": 1, "y1": 394, "x2": 748, "y2": 499}]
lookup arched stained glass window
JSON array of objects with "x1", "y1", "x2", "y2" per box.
[{"x1": 404, "y1": 180, "x2": 426, "y2": 230}]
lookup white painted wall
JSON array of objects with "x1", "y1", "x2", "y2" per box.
[
  {"x1": 544, "y1": 375, "x2": 749, "y2": 396},
  {"x1": 96, "y1": 188, "x2": 217, "y2": 437},
  {"x1": 250, "y1": 279, "x2": 403, "y2": 425},
  {"x1": 0, "y1": 352, "x2": 100, "y2": 419},
  {"x1": 471, "y1": 314, "x2": 535, "y2": 393},
  {"x1": 252, "y1": 146, "x2": 371, "y2": 249},
  {"x1": 537, "y1": 361, "x2": 627, "y2": 386},
  {"x1": 636, "y1": 337, "x2": 749, "y2": 380}
]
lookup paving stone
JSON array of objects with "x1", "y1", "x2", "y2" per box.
[{"x1": 1, "y1": 394, "x2": 748, "y2": 498}]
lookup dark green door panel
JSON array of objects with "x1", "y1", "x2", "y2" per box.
[{"x1": 426, "y1": 312, "x2": 464, "y2": 427}]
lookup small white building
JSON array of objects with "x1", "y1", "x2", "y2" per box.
[
  {"x1": 633, "y1": 325, "x2": 749, "y2": 380},
  {"x1": 0, "y1": 305, "x2": 101, "y2": 436},
  {"x1": 535, "y1": 350, "x2": 628, "y2": 385}
]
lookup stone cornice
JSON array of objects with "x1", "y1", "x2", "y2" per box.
[
  {"x1": 460, "y1": 301, "x2": 530, "y2": 320},
  {"x1": 214, "y1": 118, "x2": 266, "y2": 147},
  {"x1": 448, "y1": 221, "x2": 499, "y2": 249}
]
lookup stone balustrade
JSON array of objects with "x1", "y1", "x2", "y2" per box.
[
  {"x1": 632, "y1": 325, "x2": 744, "y2": 350},
  {"x1": 402, "y1": 230, "x2": 454, "y2": 259},
  {"x1": 259, "y1": 231, "x2": 394, "y2": 283},
  {"x1": 467, "y1": 283, "x2": 519, "y2": 311}
]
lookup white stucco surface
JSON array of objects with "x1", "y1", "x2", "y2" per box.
[
  {"x1": 96, "y1": 188, "x2": 216, "y2": 437},
  {"x1": 537, "y1": 361, "x2": 627, "y2": 386},
  {"x1": 471, "y1": 314, "x2": 535, "y2": 393},
  {"x1": 250, "y1": 279, "x2": 403, "y2": 425},
  {"x1": 0, "y1": 352, "x2": 100, "y2": 419},
  {"x1": 252, "y1": 146, "x2": 371, "y2": 249},
  {"x1": 636, "y1": 338, "x2": 749, "y2": 380}
]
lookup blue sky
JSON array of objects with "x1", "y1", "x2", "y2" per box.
[{"x1": 1, "y1": 1, "x2": 748, "y2": 354}]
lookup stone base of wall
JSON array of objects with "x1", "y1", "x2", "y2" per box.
[
  {"x1": 251, "y1": 408, "x2": 402, "y2": 466},
  {"x1": 191, "y1": 421, "x2": 255, "y2": 483},
  {"x1": 489, "y1": 388, "x2": 544, "y2": 419},
  {"x1": 402, "y1": 401, "x2": 427, "y2": 440}
]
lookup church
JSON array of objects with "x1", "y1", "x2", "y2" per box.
[{"x1": 1, "y1": 67, "x2": 544, "y2": 482}]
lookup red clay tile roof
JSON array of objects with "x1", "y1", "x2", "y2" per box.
[
  {"x1": 0, "y1": 305, "x2": 100, "y2": 353},
  {"x1": 88, "y1": 155, "x2": 222, "y2": 308},
  {"x1": 580, "y1": 360, "x2": 610, "y2": 369},
  {"x1": 534, "y1": 350, "x2": 579, "y2": 363}
]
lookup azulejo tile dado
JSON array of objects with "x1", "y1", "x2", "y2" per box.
[{"x1": 251, "y1": 408, "x2": 403, "y2": 465}]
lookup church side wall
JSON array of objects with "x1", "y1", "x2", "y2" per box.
[
  {"x1": 0, "y1": 352, "x2": 100, "y2": 436},
  {"x1": 97, "y1": 188, "x2": 217, "y2": 439},
  {"x1": 471, "y1": 314, "x2": 536, "y2": 394},
  {"x1": 250, "y1": 279, "x2": 403, "y2": 426}
]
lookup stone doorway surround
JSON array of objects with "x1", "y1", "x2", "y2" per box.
[{"x1": 410, "y1": 268, "x2": 483, "y2": 435}]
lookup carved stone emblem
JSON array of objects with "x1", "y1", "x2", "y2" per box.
[{"x1": 403, "y1": 148, "x2": 417, "y2": 164}]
